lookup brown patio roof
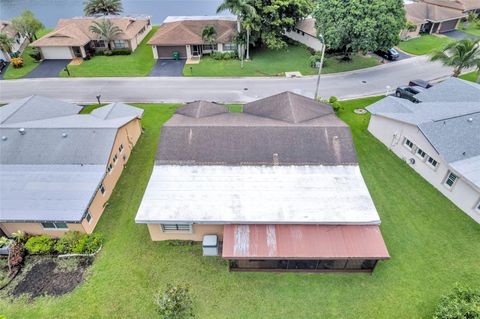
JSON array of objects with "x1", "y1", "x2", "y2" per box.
[{"x1": 222, "y1": 224, "x2": 390, "y2": 260}]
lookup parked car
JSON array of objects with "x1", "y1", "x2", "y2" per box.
[
  {"x1": 408, "y1": 79, "x2": 432, "y2": 89},
  {"x1": 375, "y1": 48, "x2": 400, "y2": 61},
  {"x1": 0, "y1": 59, "x2": 7, "y2": 73},
  {"x1": 395, "y1": 86, "x2": 426, "y2": 103}
]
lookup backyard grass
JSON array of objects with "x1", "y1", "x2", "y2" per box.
[
  {"x1": 2, "y1": 29, "x2": 52, "y2": 80},
  {"x1": 58, "y1": 26, "x2": 158, "y2": 77},
  {"x1": 460, "y1": 71, "x2": 479, "y2": 82},
  {"x1": 397, "y1": 34, "x2": 452, "y2": 55},
  {"x1": 184, "y1": 45, "x2": 379, "y2": 77},
  {"x1": 1, "y1": 98, "x2": 480, "y2": 318},
  {"x1": 459, "y1": 23, "x2": 480, "y2": 37}
]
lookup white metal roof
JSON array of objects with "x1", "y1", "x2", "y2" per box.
[
  {"x1": 135, "y1": 165, "x2": 381, "y2": 225},
  {"x1": 450, "y1": 155, "x2": 480, "y2": 191}
]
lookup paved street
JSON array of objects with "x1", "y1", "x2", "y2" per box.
[{"x1": 0, "y1": 55, "x2": 454, "y2": 103}]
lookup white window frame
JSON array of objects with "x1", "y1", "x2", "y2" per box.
[
  {"x1": 85, "y1": 211, "x2": 93, "y2": 223},
  {"x1": 415, "y1": 147, "x2": 427, "y2": 161},
  {"x1": 223, "y1": 43, "x2": 236, "y2": 51},
  {"x1": 41, "y1": 222, "x2": 68, "y2": 230},
  {"x1": 426, "y1": 156, "x2": 439, "y2": 170},
  {"x1": 160, "y1": 224, "x2": 193, "y2": 233},
  {"x1": 444, "y1": 171, "x2": 458, "y2": 189},
  {"x1": 403, "y1": 138, "x2": 414, "y2": 151},
  {"x1": 114, "y1": 40, "x2": 126, "y2": 48}
]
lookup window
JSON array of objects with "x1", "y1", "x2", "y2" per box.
[
  {"x1": 100, "y1": 183, "x2": 106, "y2": 195},
  {"x1": 403, "y1": 138, "x2": 414, "y2": 150},
  {"x1": 223, "y1": 43, "x2": 236, "y2": 51},
  {"x1": 113, "y1": 154, "x2": 118, "y2": 164},
  {"x1": 107, "y1": 163, "x2": 113, "y2": 174},
  {"x1": 444, "y1": 172, "x2": 458, "y2": 189},
  {"x1": 85, "y1": 211, "x2": 92, "y2": 223},
  {"x1": 161, "y1": 224, "x2": 192, "y2": 232},
  {"x1": 114, "y1": 40, "x2": 126, "y2": 48},
  {"x1": 42, "y1": 222, "x2": 68, "y2": 230},
  {"x1": 123, "y1": 154, "x2": 127, "y2": 161},
  {"x1": 95, "y1": 40, "x2": 106, "y2": 48},
  {"x1": 427, "y1": 156, "x2": 438, "y2": 169},
  {"x1": 119, "y1": 144, "x2": 124, "y2": 153},
  {"x1": 202, "y1": 44, "x2": 217, "y2": 51},
  {"x1": 416, "y1": 148, "x2": 426, "y2": 160},
  {"x1": 475, "y1": 201, "x2": 480, "y2": 213}
]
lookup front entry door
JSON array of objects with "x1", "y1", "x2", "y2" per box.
[
  {"x1": 191, "y1": 45, "x2": 202, "y2": 57},
  {"x1": 72, "y1": 46, "x2": 82, "y2": 57}
]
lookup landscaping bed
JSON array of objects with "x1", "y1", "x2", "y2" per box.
[{"x1": 397, "y1": 34, "x2": 452, "y2": 55}]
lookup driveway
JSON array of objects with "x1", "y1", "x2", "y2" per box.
[
  {"x1": 26, "y1": 59, "x2": 71, "y2": 78},
  {"x1": 149, "y1": 59, "x2": 186, "y2": 77},
  {"x1": 443, "y1": 30, "x2": 479, "y2": 40}
]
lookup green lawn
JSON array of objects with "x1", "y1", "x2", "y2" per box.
[
  {"x1": 397, "y1": 34, "x2": 452, "y2": 55},
  {"x1": 2, "y1": 29, "x2": 52, "y2": 80},
  {"x1": 184, "y1": 45, "x2": 379, "y2": 77},
  {"x1": 58, "y1": 26, "x2": 158, "y2": 77},
  {"x1": 460, "y1": 71, "x2": 479, "y2": 82},
  {"x1": 459, "y1": 23, "x2": 480, "y2": 37},
  {"x1": 2, "y1": 98, "x2": 480, "y2": 318}
]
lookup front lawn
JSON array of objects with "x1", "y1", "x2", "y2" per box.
[
  {"x1": 184, "y1": 45, "x2": 379, "y2": 77},
  {"x1": 460, "y1": 71, "x2": 479, "y2": 82},
  {"x1": 2, "y1": 29, "x2": 52, "y2": 80},
  {"x1": 459, "y1": 23, "x2": 480, "y2": 37},
  {"x1": 58, "y1": 26, "x2": 158, "y2": 77},
  {"x1": 397, "y1": 34, "x2": 452, "y2": 55},
  {"x1": 2, "y1": 99, "x2": 480, "y2": 318}
]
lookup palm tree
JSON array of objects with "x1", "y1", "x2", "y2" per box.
[
  {"x1": 430, "y1": 38, "x2": 480, "y2": 77},
  {"x1": 202, "y1": 25, "x2": 217, "y2": 45},
  {"x1": 217, "y1": 0, "x2": 257, "y2": 60},
  {"x1": 89, "y1": 19, "x2": 123, "y2": 50},
  {"x1": 0, "y1": 33, "x2": 14, "y2": 56},
  {"x1": 84, "y1": 0, "x2": 123, "y2": 16}
]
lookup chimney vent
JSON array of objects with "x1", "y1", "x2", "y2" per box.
[
  {"x1": 18, "y1": 128, "x2": 25, "y2": 135},
  {"x1": 273, "y1": 153, "x2": 279, "y2": 165},
  {"x1": 62, "y1": 132, "x2": 68, "y2": 138}
]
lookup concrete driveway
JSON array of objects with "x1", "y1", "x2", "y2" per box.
[
  {"x1": 26, "y1": 59, "x2": 71, "y2": 78},
  {"x1": 149, "y1": 59, "x2": 186, "y2": 77},
  {"x1": 443, "y1": 30, "x2": 479, "y2": 40}
]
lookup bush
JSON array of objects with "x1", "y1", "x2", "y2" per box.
[
  {"x1": 54, "y1": 231, "x2": 83, "y2": 254},
  {"x1": 309, "y1": 53, "x2": 326, "y2": 68},
  {"x1": 11, "y1": 57, "x2": 23, "y2": 68},
  {"x1": 9, "y1": 242, "x2": 25, "y2": 268},
  {"x1": 95, "y1": 49, "x2": 131, "y2": 56},
  {"x1": 434, "y1": 285, "x2": 480, "y2": 319},
  {"x1": 103, "y1": 50, "x2": 113, "y2": 56},
  {"x1": 28, "y1": 48, "x2": 42, "y2": 62},
  {"x1": 11, "y1": 230, "x2": 28, "y2": 244},
  {"x1": 25, "y1": 235, "x2": 55, "y2": 254},
  {"x1": 154, "y1": 283, "x2": 194, "y2": 319},
  {"x1": 72, "y1": 233, "x2": 102, "y2": 254},
  {"x1": 211, "y1": 51, "x2": 237, "y2": 60},
  {"x1": 0, "y1": 237, "x2": 12, "y2": 248}
]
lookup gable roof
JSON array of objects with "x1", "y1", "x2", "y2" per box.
[
  {"x1": 405, "y1": 2, "x2": 466, "y2": 23},
  {"x1": 0, "y1": 21, "x2": 18, "y2": 38},
  {"x1": 31, "y1": 16, "x2": 150, "y2": 47},
  {"x1": 420, "y1": 0, "x2": 480, "y2": 11},
  {"x1": 148, "y1": 16, "x2": 237, "y2": 45},
  {"x1": 91, "y1": 102, "x2": 145, "y2": 120},
  {"x1": 175, "y1": 101, "x2": 228, "y2": 118},
  {"x1": 294, "y1": 18, "x2": 317, "y2": 37},
  {"x1": 415, "y1": 77, "x2": 480, "y2": 102}
]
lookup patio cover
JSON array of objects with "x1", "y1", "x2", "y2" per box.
[{"x1": 222, "y1": 224, "x2": 390, "y2": 259}]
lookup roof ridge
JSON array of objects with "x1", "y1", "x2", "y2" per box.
[
  {"x1": 1, "y1": 95, "x2": 35, "y2": 124},
  {"x1": 287, "y1": 92, "x2": 297, "y2": 123}
]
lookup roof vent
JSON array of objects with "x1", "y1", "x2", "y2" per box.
[
  {"x1": 467, "y1": 117, "x2": 473, "y2": 123},
  {"x1": 18, "y1": 128, "x2": 25, "y2": 135},
  {"x1": 62, "y1": 132, "x2": 68, "y2": 138},
  {"x1": 1, "y1": 136, "x2": 7, "y2": 141},
  {"x1": 273, "y1": 153, "x2": 279, "y2": 165}
]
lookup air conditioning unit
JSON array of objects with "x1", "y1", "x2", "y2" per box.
[{"x1": 202, "y1": 235, "x2": 219, "y2": 256}]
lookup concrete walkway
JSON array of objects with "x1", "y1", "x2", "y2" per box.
[{"x1": 0, "y1": 55, "x2": 454, "y2": 104}]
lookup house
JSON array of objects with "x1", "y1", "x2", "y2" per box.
[
  {"x1": 30, "y1": 16, "x2": 152, "y2": 60},
  {"x1": 0, "y1": 20, "x2": 29, "y2": 61},
  {"x1": 420, "y1": 0, "x2": 480, "y2": 15},
  {"x1": 0, "y1": 96, "x2": 144, "y2": 237},
  {"x1": 148, "y1": 16, "x2": 238, "y2": 60},
  {"x1": 285, "y1": 18, "x2": 324, "y2": 51},
  {"x1": 404, "y1": 1, "x2": 466, "y2": 38},
  {"x1": 135, "y1": 93, "x2": 389, "y2": 272},
  {"x1": 367, "y1": 78, "x2": 480, "y2": 223}
]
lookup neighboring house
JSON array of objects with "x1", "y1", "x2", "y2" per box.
[
  {"x1": 285, "y1": 18, "x2": 324, "y2": 51},
  {"x1": 0, "y1": 96, "x2": 144, "y2": 237},
  {"x1": 367, "y1": 78, "x2": 480, "y2": 223},
  {"x1": 420, "y1": 0, "x2": 480, "y2": 15},
  {"x1": 0, "y1": 20, "x2": 28, "y2": 61},
  {"x1": 30, "y1": 16, "x2": 152, "y2": 60},
  {"x1": 404, "y1": 2, "x2": 466, "y2": 38},
  {"x1": 148, "y1": 16, "x2": 238, "y2": 60},
  {"x1": 135, "y1": 92, "x2": 389, "y2": 272}
]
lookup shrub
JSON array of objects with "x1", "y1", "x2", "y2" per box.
[
  {"x1": 54, "y1": 231, "x2": 83, "y2": 254},
  {"x1": 112, "y1": 48, "x2": 131, "y2": 55},
  {"x1": 28, "y1": 48, "x2": 42, "y2": 61},
  {"x1": 0, "y1": 237, "x2": 12, "y2": 248},
  {"x1": 309, "y1": 53, "x2": 326, "y2": 68},
  {"x1": 11, "y1": 230, "x2": 28, "y2": 244},
  {"x1": 9, "y1": 242, "x2": 24, "y2": 268},
  {"x1": 11, "y1": 57, "x2": 23, "y2": 68},
  {"x1": 103, "y1": 50, "x2": 113, "y2": 56},
  {"x1": 72, "y1": 233, "x2": 102, "y2": 254},
  {"x1": 328, "y1": 96, "x2": 338, "y2": 104},
  {"x1": 154, "y1": 283, "x2": 194, "y2": 319},
  {"x1": 433, "y1": 285, "x2": 480, "y2": 319},
  {"x1": 24, "y1": 235, "x2": 56, "y2": 254},
  {"x1": 211, "y1": 51, "x2": 237, "y2": 60}
]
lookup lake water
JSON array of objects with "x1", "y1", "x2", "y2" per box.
[{"x1": 0, "y1": 0, "x2": 226, "y2": 27}]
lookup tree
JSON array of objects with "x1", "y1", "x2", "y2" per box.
[
  {"x1": 401, "y1": 21, "x2": 417, "y2": 40},
  {"x1": 11, "y1": 10, "x2": 44, "y2": 41},
  {"x1": 154, "y1": 283, "x2": 194, "y2": 319},
  {"x1": 433, "y1": 285, "x2": 480, "y2": 319},
  {"x1": 89, "y1": 19, "x2": 123, "y2": 50},
  {"x1": 0, "y1": 33, "x2": 14, "y2": 55},
  {"x1": 430, "y1": 38, "x2": 480, "y2": 77},
  {"x1": 313, "y1": 0, "x2": 406, "y2": 59},
  {"x1": 201, "y1": 25, "x2": 217, "y2": 44},
  {"x1": 84, "y1": 0, "x2": 123, "y2": 16}
]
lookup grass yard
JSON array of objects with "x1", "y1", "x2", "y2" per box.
[
  {"x1": 2, "y1": 29, "x2": 52, "y2": 80},
  {"x1": 397, "y1": 34, "x2": 452, "y2": 55},
  {"x1": 460, "y1": 71, "x2": 479, "y2": 82},
  {"x1": 1, "y1": 98, "x2": 480, "y2": 318},
  {"x1": 459, "y1": 23, "x2": 480, "y2": 37},
  {"x1": 58, "y1": 26, "x2": 158, "y2": 77},
  {"x1": 184, "y1": 45, "x2": 379, "y2": 77}
]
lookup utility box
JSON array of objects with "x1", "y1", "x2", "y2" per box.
[{"x1": 202, "y1": 235, "x2": 219, "y2": 256}]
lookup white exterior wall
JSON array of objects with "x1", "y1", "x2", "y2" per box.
[
  {"x1": 217, "y1": 43, "x2": 224, "y2": 52},
  {"x1": 285, "y1": 30, "x2": 323, "y2": 51},
  {"x1": 40, "y1": 46, "x2": 73, "y2": 59},
  {"x1": 368, "y1": 115, "x2": 480, "y2": 223},
  {"x1": 151, "y1": 45, "x2": 158, "y2": 59},
  {"x1": 186, "y1": 45, "x2": 192, "y2": 59},
  {"x1": 131, "y1": 24, "x2": 152, "y2": 52}
]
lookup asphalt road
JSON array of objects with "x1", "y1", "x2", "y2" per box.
[{"x1": 0, "y1": 55, "x2": 454, "y2": 104}]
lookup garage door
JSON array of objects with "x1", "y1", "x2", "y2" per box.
[
  {"x1": 157, "y1": 46, "x2": 187, "y2": 59},
  {"x1": 439, "y1": 19, "x2": 459, "y2": 33},
  {"x1": 41, "y1": 47, "x2": 73, "y2": 59}
]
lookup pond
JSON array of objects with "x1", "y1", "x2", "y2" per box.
[{"x1": 0, "y1": 0, "x2": 227, "y2": 27}]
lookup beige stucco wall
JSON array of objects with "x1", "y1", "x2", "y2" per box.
[
  {"x1": 368, "y1": 115, "x2": 480, "y2": 223},
  {"x1": 147, "y1": 224, "x2": 224, "y2": 241},
  {"x1": 0, "y1": 222, "x2": 84, "y2": 238},
  {"x1": 131, "y1": 23, "x2": 152, "y2": 52}
]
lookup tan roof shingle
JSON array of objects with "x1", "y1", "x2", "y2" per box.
[
  {"x1": 405, "y1": 2, "x2": 466, "y2": 23},
  {"x1": 0, "y1": 21, "x2": 18, "y2": 38}
]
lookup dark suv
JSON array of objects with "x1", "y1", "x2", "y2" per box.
[
  {"x1": 375, "y1": 48, "x2": 400, "y2": 61},
  {"x1": 395, "y1": 86, "x2": 425, "y2": 103}
]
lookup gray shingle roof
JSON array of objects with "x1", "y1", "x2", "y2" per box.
[
  {"x1": 415, "y1": 77, "x2": 480, "y2": 102},
  {"x1": 175, "y1": 101, "x2": 228, "y2": 118},
  {"x1": 156, "y1": 93, "x2": 357, "y2": 165},
  {"x1": 91, "y1": 102, "x2": 144, "y2": 120},
  {"x1": 0, "y1": 95, "x2": 82, "y2": 124}
]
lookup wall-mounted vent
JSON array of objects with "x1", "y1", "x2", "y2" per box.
[{"x1": 18, "y1": 128, "x2": 25, "y2": 135}]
